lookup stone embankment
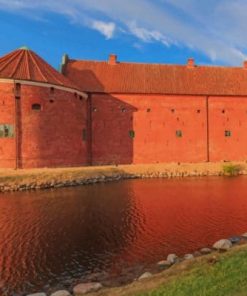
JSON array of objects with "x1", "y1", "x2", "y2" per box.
[
  {"x1": 26, "y1": 232, "x2": 247, "y2": 296},
  {"x1": 0, "y1": 162, "x2": 246, "y2": 193}
]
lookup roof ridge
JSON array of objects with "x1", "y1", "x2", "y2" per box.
[
  {"x1": 25, "y1": 50, "x2": 31, "y2": 80},
  {"x1": 0, "y1": 50, "x2": 21, "y2": 73},
  {"x1": 70, "y1": 59, "x2": 244, "y2": 69},
  {"x1": 28, "y1": 50, "x2": 48, "y2": 82},
  {"x1": 10, "y1": 50, "x2": 25, "y2": 78}
]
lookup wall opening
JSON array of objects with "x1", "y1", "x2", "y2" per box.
[
  {"x1": 32, "y1": 104, "x2": 41, "y2": 111},
  {"x1": 129, "y1": 130, "x2": 135, "y2": 139},
  {"x1": 82, "y1": 128, "x2": 87, "y2": 141},
  {"x1": 176, "y1": 130, "x2": 183, "y2": 138},
  {"x1": 225, "y1": 130, "x2": 232, "y2": 137},
  {"x1": 0, "y1": 124, "x2": 14, "y2": 138}
]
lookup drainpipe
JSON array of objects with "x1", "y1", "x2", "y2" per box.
[
  {"x1": 87, "y1": 93, "x2": 93, "y2": 166},
  {"x1": 14, "y1": 81, "x2": 21, "y2": 169},
  {"x1": 206, "y1": 96, "x2": 210, "y2": 162}
]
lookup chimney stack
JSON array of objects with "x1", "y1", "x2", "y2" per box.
[
  {"x1": 187, "y1": 58, "x2": 195, "y2": 68},
  {"x1": 243, "y1": 61, "x2": 247, "y2": 69},
  {"x1": 108, "y1": 54, "x2": 118, "y2": 65}
]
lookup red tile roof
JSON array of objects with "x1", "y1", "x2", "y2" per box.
[
  {"x1": 0, "y1": 48, "x2": 81, "y2": 91},
  {"x1": 65, "y1": 59, "x2": 247, "y2": 96}
]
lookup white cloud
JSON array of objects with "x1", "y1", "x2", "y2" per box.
[
  {"x1": 128, "y1": 22, "x2": 171, "y2": 47},
  {"x1": 0, "y1": 0, "x2": 247, "y2": 64},
  {"x1": 91, "y1": 21, "x2": 116, "y2": 39}
]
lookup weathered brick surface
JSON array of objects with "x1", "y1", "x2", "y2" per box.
[
  {"x1": 91, "y1": 94, "x2": 208, "y2": 165},
  {"x1": 0, "y1": 82, "x2": 88, "y2": 168},
  {"x1": 0, "y1": 83, "x2": 16, "y2": 168},
  {"x1": 208, "y1": 96, "x2": 247, "y2": 162},
  {"x1": 2, "y1": 82, "x2": 247, "y2": 168}
]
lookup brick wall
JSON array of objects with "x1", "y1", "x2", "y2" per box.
[
  {"x1": 208, "y1": 96, "x2": 247, "y2": 162},
  {"x1": 91, "y1": 94, "x2": 208, "y2": 164},
  {"x1": 19, "y1": 85, "x2": 88, "y2": 168},
  {"x1": 0, "y1": 83, "x2": 16, "y2": 168},
  {"x1": 1, "y1": 81, "x2": 247, "y2": 169},
  {"x1": 0, "y1": 82, "x2": 89, "y2": 169}
]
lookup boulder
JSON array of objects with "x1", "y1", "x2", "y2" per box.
[
  {"x1": 184, "y1": 254, "x2": 194, "y2": 260},
  {"x1": 200, "y1": 248, "x2": 212, "y2": 255},
  {"x1": 167, "y1": 254, "x2": 179, "y2": 264},
  {"x1": 50, "y1": 291, "x2": 71, "y2": 296},
  {"x1": 138, "y1": 272, "x2": 152, "y2": 280},
  {"x1": 213, "y1": 239, "x2": 232, "y2": 251},
  {"x1": 73, "y1": 283, "x2": 103, "y2": 295},
  {"x1": 229, "y1": 236, "x2": 241, "y2": 244},
  {"x1": 157, "y1": 260, "x2": 171, "y2": 268}
]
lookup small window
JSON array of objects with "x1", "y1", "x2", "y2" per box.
[
  {"x1": 32, "y1": 104, "x2": 41, "y2": 111},
  {"x1": 197, "y1": 109, "x2": 201, "y2": 113},
  {"x1": 82, "y1": 129, "x2": 87, "y2": 141},
  {"x1": 50, "y1": 87, "x2": 55, "y2": 94},
  {"x1": 171, "y1": 109, "x2": 175, "y2": 113},
  {"x1": 222, "y1": 110, "x2": 225, "y2": 114},
  {"x1": 49, "y1": 99, "x2": 54, "y2": 103},
  {"x1": 225, "y1": 130, "x2": 231, "y2": 137},
  {"x1": 176, "y1": 130, "x2": 182, "y2": 138},
  {"x1": 147, "y1": 108, "x2": 151, "y2": 112},
  {"x1": 121, "y1": 108, "x2": 126, "y2": 113},
  {"x1": 129, "y1": 130, "x2": 135, "y2": 139},
  {"x1": 0, "y1": 124, "x2": 14, "y2": 138}
]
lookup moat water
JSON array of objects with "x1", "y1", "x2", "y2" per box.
[{"x1": 1, "y1": 176, "x2": 247, "y2": 295}]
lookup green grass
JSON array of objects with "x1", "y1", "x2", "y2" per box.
[
  {"x1": 138, "y1": 248, "x2": 247, "y2": 296},
  {"x1": 222, "y1": 163, "x2": 242, "y2": 176}
]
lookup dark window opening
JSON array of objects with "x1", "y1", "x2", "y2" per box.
[
  {"x1": 79, "y1": 96, "x2": 83, "y2": 100},
  {"x1": 171, "y1": 109, "x2": 175, "y2": 113},
  {"x1": 0, "y1": 124, "x2": 14, "y2": 138},
  {"x1": 197, "y1": 109, "x2": 201, "y2": 113},
  {"x1": 176, "y1": 130, "x2": 183, "y2": 138},
  {"x1": 49, "y1": 99, "x2": 54, "y2": 103},
  {"x1": 225, "y1": 130, "x2": 231, "y2": 137},
  {"x1": 121, "y1": 108, "x2": 126, "y2": 113},
  {"x1": 50, "y1": 87, "x2": 55, "y2": 94},
  {"x1": 147, "y1": 108, "x2": 151, "y2": 112},
  {"x1": 222, "y1": 110, "x2": 225, "y2": 114},
  {"x1": 82, "y1": 129, "x2": 87, "y2": 141},
  {"x1": 32, "y1": 103, "x2": 41, "y2": 111},
  {"x1": 14, "y1": 83, "x2": 21, "y2": 98},
  {"x1": 129, "y1": 130, "x2": 135, "y2": 139}
]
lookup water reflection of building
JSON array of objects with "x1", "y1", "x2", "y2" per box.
[
  {"x1": 113, "y1": 178, "x2": 247, "y2": 267},
  {"x1": 0, "y1": 184, "x2": 134, "y2": 294}
]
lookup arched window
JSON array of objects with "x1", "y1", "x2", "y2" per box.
[{"x1": 32, "y1": 104, "x2": 41, "y2": 111}]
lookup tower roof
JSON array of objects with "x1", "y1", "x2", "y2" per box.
[{"x1": 0, "y1": 47, "x2": 82, "y2": 92}]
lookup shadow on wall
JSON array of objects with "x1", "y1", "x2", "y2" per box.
[
  {"x1": 76, "y1": 69, "x2": 138, "y2": 165},
  {"x1": 17, "y1": 84, "x2": 89, "y2": 169}
]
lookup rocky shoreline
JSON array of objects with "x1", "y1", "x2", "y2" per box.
[
  {"x1": 26, "y1": 233, "x2": 247, "y2": 296},
  {"x1": 0, "y1": 166, "x2": 246, "y2": 193}
]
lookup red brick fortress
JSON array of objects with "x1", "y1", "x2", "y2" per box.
[
  {"x1": 1, "y1": 47, "x2": 247, "y2": 168},
  {"x1": 0, "y1": 47, "x2": 88, "y2": 168}
]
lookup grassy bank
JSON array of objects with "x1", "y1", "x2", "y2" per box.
[
  {"x1": 91, "y1": 244, "x2": 247, "y2": 296},
  {"x1": 0, "y1": 162, "x2": 247, "y2": 192}
]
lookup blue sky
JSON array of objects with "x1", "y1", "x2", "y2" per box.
[{"x1": 0, "y1": 0, "x2": 246, "y2": 69}]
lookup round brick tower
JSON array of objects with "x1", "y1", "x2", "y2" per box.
[{"x1": 0, "y1": 47, "x2": 89, "y2": 168}]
